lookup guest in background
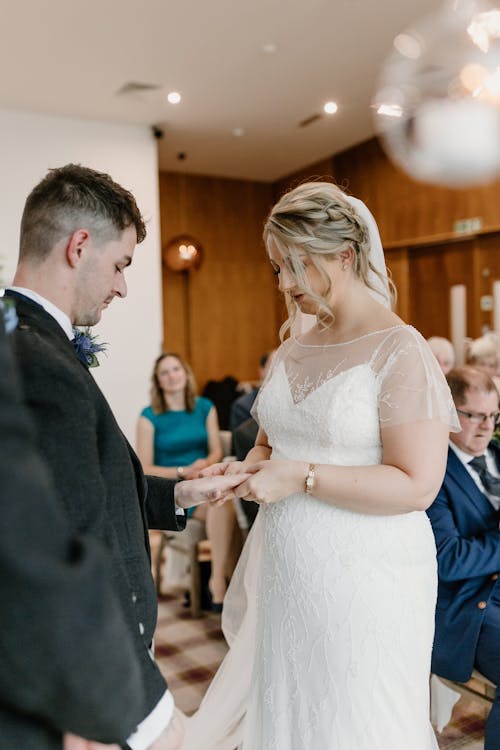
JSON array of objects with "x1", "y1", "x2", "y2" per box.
[
  {"x1": 427, "y1": 336, "x2": 455, "y2": 375},
  {"x1": 137, "y1": 352, "x2": 240, "y2": 609},
  {"x1": 465, "y1": 332, "x2": 500, "y2": 392},
  {"x1": 426, "y1": 366, "x2": 500, "y2": 750},
  {"x1": 138, "y1": 353, "x2": 223, "y2": 485},
  {"x1": 230, "y1": 351, "x2": 277, "y2": 529},
  {"x1": 229, "y1": 351, "x2": 274, "y2": 431},
  {"x1": 202, "y1": 375, "x2": 239, "y2": 430}
]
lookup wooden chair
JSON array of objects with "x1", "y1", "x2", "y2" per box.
[
  {"x1": 430, "y1": 670, "x2": 495, "y2": 733},
  {"x1": 438, "y1": 669, "x2": 496, "y2": 705},
  {"x1": 155, "y1": 517, "x2": 208, "y2": 617}
]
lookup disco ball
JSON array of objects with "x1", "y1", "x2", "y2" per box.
[{"x1": 374, "y1": 0, "x2": 500, "y2": 186}]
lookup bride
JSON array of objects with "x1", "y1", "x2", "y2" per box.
[{"x1": 183, "y1": 182, "x2": 459, "y2": 749}]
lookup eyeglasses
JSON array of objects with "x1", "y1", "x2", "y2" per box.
[{"x1": 456, "y1": 408, "x2": 500, "y2": 426}]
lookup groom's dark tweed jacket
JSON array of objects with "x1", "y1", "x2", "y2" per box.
[
  {"x1": 7, "y1": 293, "x2": 186, "y2": 732},
  {"x1": 0, "y1": 309, "x2": 146, "y2": 749}
]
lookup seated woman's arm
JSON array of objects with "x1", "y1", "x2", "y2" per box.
[
  {"x1": 136, "y1": 416, "x2": 178, "y2": 479},
  {"x1": 184, "y1": 407, "x2": 224, "y2": 478}
]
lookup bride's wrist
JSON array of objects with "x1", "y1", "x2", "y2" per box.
[{"x1": 294, "y1": 461, "x2": 312, "y2": 494}]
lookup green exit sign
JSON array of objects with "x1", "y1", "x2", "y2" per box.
[{"x1": 453, "y1": 217, "x2": 483, "y2": 234}]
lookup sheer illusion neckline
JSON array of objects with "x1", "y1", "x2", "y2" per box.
[{"x1": 292, "y1": 324, "x2": 411, "y2": 348}]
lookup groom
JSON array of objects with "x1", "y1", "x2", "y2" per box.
[
  {"x1": 6, "y1": 164, "x2": 244, "y2": 750},
  {"x1": 0, "y1": 305, "x2": 145, "y2": 750}
]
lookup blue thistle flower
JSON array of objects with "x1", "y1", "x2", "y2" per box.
[
  {"x1": 1, "y1": 298, "x2": 18, "y2": 334},
  {"x1": 72, "y1": 327, "x2": 107, "y2": 368}
]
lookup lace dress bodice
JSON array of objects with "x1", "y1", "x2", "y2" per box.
[
  {"x1": 255, "y1": 324, "x2": 458, "y2": 467},
  {"x1": 260, "y1": 360, "x2": 382, "y2": 466}
]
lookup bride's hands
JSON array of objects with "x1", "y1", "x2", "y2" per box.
[
  {"x1": 200, "y1": 461, "x2": 260, "y2": 505},
  {"x1": 174, "y1": 472, "x2": 250, "y2": 508},
  {"x1": 234, "y1": 459, "x2": 309, "y2": 506},
  {"x1": 200, "y1": 460, "x2": 251, "y2": 477}
]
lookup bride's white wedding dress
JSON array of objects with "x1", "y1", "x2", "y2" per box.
[{"x1": 185, "y1": 325, "x2": 459, "y2": 750}]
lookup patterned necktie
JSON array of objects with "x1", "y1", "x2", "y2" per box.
[{"x1": 468, "y1": 455, "x2": 500, "y2": 498}]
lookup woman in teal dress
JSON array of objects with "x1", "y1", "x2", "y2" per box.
[{"x1": 137, "y1": 352, "x2": 241, "y2": 608}]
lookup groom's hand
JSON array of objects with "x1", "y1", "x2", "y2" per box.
[
  {"x1": 63, "y1": 734, "x2": 120, "y2": 750},
  {"x1": 174, "y1": 472, "x2": 250, "y2": 508},
  {"x1": 198, "y1": 461, "x2": 230, "y2": 477}
]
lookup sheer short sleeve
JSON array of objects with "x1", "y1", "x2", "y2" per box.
[{"x1": 375, "y1": 327, "x2": 460, "y2": 431}]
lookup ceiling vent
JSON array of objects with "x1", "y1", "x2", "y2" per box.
[
  {"x1": 116, "y1": 81, "x2": 161, "y2": 96},
  {"x1": 298, "y1": 113, "x2": 322, "y2": 127}
]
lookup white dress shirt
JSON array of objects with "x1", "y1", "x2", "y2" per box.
[
  {"x1": 8, "y1": 286, "x2": 175, "y2": 748},
  {"x1": 8, "y1": 286, "x2": 74, "y2": 339}
]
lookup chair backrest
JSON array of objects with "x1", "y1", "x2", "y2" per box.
[{"x1": 219, "y1": 429, "x2": 233, "y2": 459}]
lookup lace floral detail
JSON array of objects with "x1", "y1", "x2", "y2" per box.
[
  {"x1": 253, "y1": 325, "x2": 459, "y2": 433},
  {"x1": 286, "y1": 360, "x2": 346, "y2": 404}
]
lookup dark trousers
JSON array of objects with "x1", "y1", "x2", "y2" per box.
[{"x1": 475, "y1": 591, "x2": 500, "y2": 750}]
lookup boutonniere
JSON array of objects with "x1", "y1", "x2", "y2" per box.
[
  {"x1": 72, "y1": 327, "x2": 107, "y2": 368},
  {"x1": 0, "y1": 297, "x2": 18, "y2": 334}
]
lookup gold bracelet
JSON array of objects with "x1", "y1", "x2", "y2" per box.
[{"x1": 305, "y1": 463, "x2": 315, "y2": 494}]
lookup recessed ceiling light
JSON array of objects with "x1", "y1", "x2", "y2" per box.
[
  {"x1": 262, "y1": 42, "x2": 277, "y2": 54},
  {"x1": 393, "y1": 33, "x2": 422, "y2": 60},
  {"x1": 167, "y1": 91, "x2": 181, "y2": 104},
  {"x1": 323, "y1": 101, "x2": 338, "y2": 115},
  {"x1": 232, "y1": 127, "x2": 245, "y2": 137}
]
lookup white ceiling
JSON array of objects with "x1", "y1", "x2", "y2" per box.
[{"x1": 0, "y1": 0, "x2": 443, "y2": 181}]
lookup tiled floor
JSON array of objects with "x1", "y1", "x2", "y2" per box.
[
  {"x1": 155, "y1": 595, "x2": 226, "y2": 715},
  {"x1": 152, "y1": 533, "x2": 487, "y2": 748}
]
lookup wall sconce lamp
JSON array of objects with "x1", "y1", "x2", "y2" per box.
[{"x1": 162, "y1": 235, "x2": 204, "y2": 273}]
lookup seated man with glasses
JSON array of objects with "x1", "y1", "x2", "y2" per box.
[{"x1": 427, "y1": 366, "x2": 500, "y2": 750}]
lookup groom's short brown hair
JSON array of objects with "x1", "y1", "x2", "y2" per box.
[{"x1": 19, "y1": 164, "x2": 146, "y2": 262}]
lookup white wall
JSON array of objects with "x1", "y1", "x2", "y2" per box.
[{"x1": 0, "y1": 108, "x2": 163, "y2": 443}]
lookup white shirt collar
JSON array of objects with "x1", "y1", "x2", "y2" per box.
[{"x1": 8, "y1": 287, "x2": 74, "y2": 340}]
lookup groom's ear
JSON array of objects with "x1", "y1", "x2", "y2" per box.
[{"x1": 66, "y1": 229, "x2": 91, "y2": 268}]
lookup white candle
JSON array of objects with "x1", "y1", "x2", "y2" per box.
[{"x1": 493, "y1": 280, "x2": 500, "y2": 336}]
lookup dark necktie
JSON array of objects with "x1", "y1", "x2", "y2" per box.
[{"x1": 468, "y1": 455, "x2": 500, "y2": 498}]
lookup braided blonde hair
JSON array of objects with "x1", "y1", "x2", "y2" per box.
[{"x1": 263, "y1": 182, "x2": 396, "y2": 339}]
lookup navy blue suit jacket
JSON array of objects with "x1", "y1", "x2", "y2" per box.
[{"x1": 426, "y1": 444, "x2": 500, "y2": 681}]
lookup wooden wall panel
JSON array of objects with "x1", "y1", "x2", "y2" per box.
[
  {"x1": 407, "y1": 240, "x2": 475, "y2": 340},
  {"x1": 159, "y1": 132, "x2": 500, "y2": 388},
  {"x1": 476, "y1": 233, "x2": 500, "y2": 333},
  {"x1": 275, "y1": 135, "x2": 500, "y2": 339},
  {"x1": 159, "y1": 172, "x2": 279, "y2": 389},
  {"x1": 333, "y1": 138, "x2": 500, "y2": 247},
  {"x1": 273, "y1": 157, "x2": 335, "y2": 202},
  {"x1": 385, "y1": 247, "x2": 410, "y2": 321}
]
